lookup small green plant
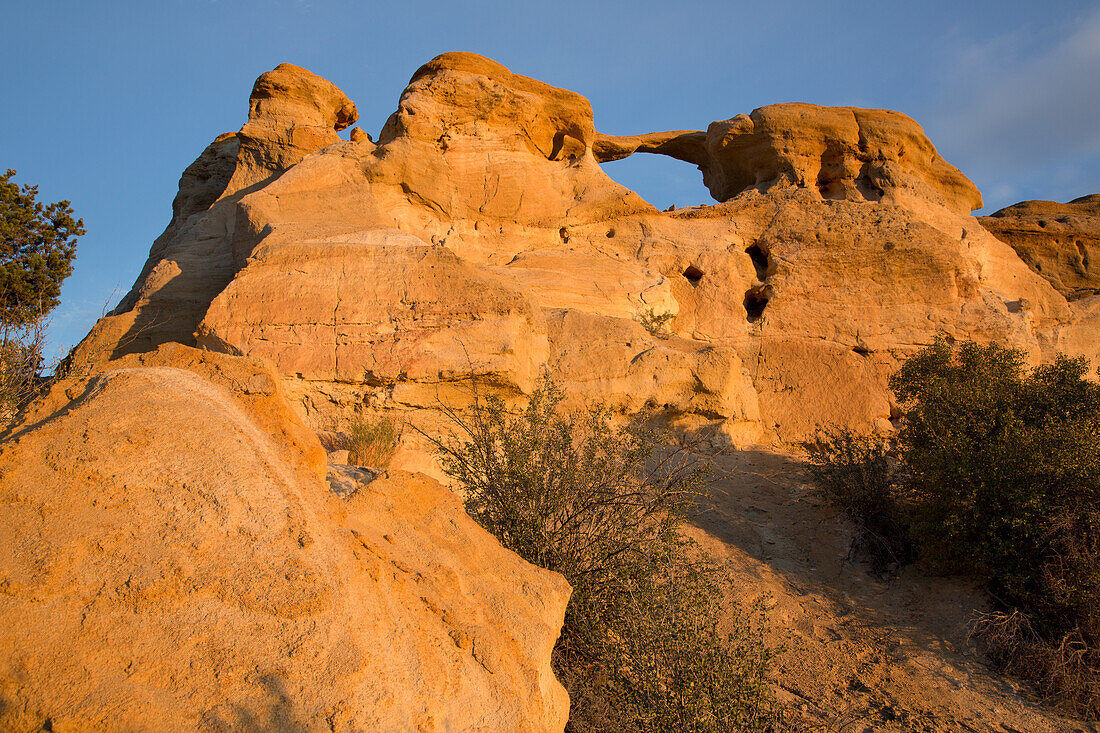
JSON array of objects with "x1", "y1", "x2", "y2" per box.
[
  {"x1": 427, "y1": 379, "x2": 779, "y2": 732},
  {"x1": 637, "y1": 308, "x2": 675, "y2": 339},
  {"x1": 345, "y1": 415, "x2": 399, "y2": 468}
]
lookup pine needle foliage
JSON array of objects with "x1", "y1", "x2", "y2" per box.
[
  {"x1": 0, "y1": 169, "x2": 84, "y2": 325},
  {"x1": 0, "y1": 170, "x2": 83, "y2": 429}
]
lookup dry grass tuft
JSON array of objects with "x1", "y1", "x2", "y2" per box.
[
  {"x1": 345, "y1": 416, "x2": 400, "y2": 468},
  {"x1": 970, "y1": 610, "x2": 1100, "y2": 718}
]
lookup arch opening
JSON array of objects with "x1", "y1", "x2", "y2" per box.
[{"x1": 598, "y1": 154, "x2": 713, "y2": 211}]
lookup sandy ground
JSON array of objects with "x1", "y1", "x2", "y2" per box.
[{"x1": 689, "y1": 448, "x2": 1100, "y2": 732}]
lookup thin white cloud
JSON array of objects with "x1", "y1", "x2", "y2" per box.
[{"x1": 931, "y1": 7, "x2": 1100, "y2": 208}]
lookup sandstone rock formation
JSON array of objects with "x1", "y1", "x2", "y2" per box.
[
  {"x1": 69, "y1": 53, "x2": 1099, "y2": 448},
  {"x1": 0, "y1": 345, "x2": 569, "y2": 731},
  {"x1": 980, "y1": 194, "x2": 1100, "y2": 300},
  {"x1": 699, "y1": 104, "x2": 985, "y2": 214},
  {"x1": 596, "y1": 103, "x2": 985, "y2": 215},
  {"x1": 97, "y1": 63, "x2": 359, "y2": 359},
  {"x1": 11, "y1": 52, "x2": 1100, "y2": 731}
]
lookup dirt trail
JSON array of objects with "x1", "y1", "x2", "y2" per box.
[{"x1": 691, "y1": 449, "x2": 1098, "y2": 732}]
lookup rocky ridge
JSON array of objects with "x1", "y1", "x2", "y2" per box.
[
  {"x1": 979, "y1": 194, "x2": 1100, "y2": 300},
  {"x1": 70, "y1": 52, "x2": 1100, "y2": 452}
]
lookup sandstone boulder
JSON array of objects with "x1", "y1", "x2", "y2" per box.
[
  {"x1": 231, "y1": 62, "x2": 359, "y2": 193},
  {"x1": 700, "y1": 104, "x2": 984, "y2": 214},
  {"x1": 0, "y1": 346, "x2": 569, "y2": 731}
]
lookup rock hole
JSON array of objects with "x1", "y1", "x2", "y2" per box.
[
  {"x1": 744, "y1": 287, "x2": 768, "y2": 323},
  {"x1": 559, "y1": 227, "x2": 570, "y2": 243},
  {"x1": 682, "y1": 265, "x2": 704, "y2": 286},
  {"x1": 853, "y1": 161, "x2": 886, "y2": 202},
  {"x1": 606, "y1": 227, "x2": 615, "y2": 238},
  {"x1": 855, "y1": 174, "x2": 885, "y2": 202},
  {"x1": 745, "y1": 244, "x2": 769, "y2": 281},
  {"x1": 816, "y1": 173, "x2": 845, "y2": 200},
  {"x1": 549, "y1": 131, "x2": 566, "y2": 160}
]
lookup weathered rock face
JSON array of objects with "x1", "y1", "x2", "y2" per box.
[
  {"x1": 71, "y1": 53, "x2": 1099, "y2": 448},
  {"x1": 980, "y1": 194, "x2": 1100, "y2": 300},
  {"x1": 593, "y1": 103, "x2": 983, "y2": 215},
  {"x1": 700, "y1": 104, "x2": 985, "y2": 214},
  {"x1": 233, "y1": 62, "x2": 359, "y2": 193},
  {"x1": 0, "y1": 345, "x2": 569, "y2": 731},
  {"x1": 100, "y1": 63, "x2": 360, "y2": 359}
]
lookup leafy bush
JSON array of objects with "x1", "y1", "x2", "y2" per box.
[
  {"x1": 891, "y1": 339, "x2": 1100, "y2": 622},
  {"x1": 809, "y1": 336, "x2": 1100, "y2": 713},
  {"x1": 804, "y1": 430, "x2": 913, "y2": 572},
  {"x1": 429, "y1": 380, "x2": 779, "y2": 732},
  {"x1": 344, "y1": 415, "x2": 399, "y2": 468}
]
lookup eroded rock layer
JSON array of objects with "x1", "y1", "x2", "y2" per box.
[
  {"x1": 72, "y1": 53, "x2": 1100, "y2": 450},
  {"x1": 13, "y1": 51, "x2": 1100, "y2": 731}
]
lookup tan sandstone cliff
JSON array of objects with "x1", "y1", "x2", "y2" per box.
[
  {"x1": 979, "y1": 194, "x2": 1100, "y2": 300},
  {"x1": 66, "y1": 52, "x2": 1100, "y2": 453}
]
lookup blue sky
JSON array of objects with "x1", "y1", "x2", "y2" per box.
[{"x1": 4, "y1": 0, "x2": 1099, "y2": 358}]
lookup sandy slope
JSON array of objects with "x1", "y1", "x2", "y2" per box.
[{"x1": 690, "y1": 449, "x2": 1099, "y2": 732}]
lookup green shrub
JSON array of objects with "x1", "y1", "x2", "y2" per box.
[
  {"x1": 637, "y1": 308, "x2": 674, "y2": 339},
  {"x1": 429, "y1": 380, "x2": 779, "y2": 732},
  {"x1": 890, "y1": 338, "x2": 1100, "y2": 627},
  {"x1": 804, "y1": 430, "x2": 913, "y2": 572},
  {"x1": 344, "y1": 415, "x2": 399, "y2": 468},
  {"x1": 809, "y1": 336, "x2": 1100, "y2": 713}
]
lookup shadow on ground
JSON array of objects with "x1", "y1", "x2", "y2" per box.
[{"x1": 685, "y1": 446, "x2": 1091, "y2": 732}]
